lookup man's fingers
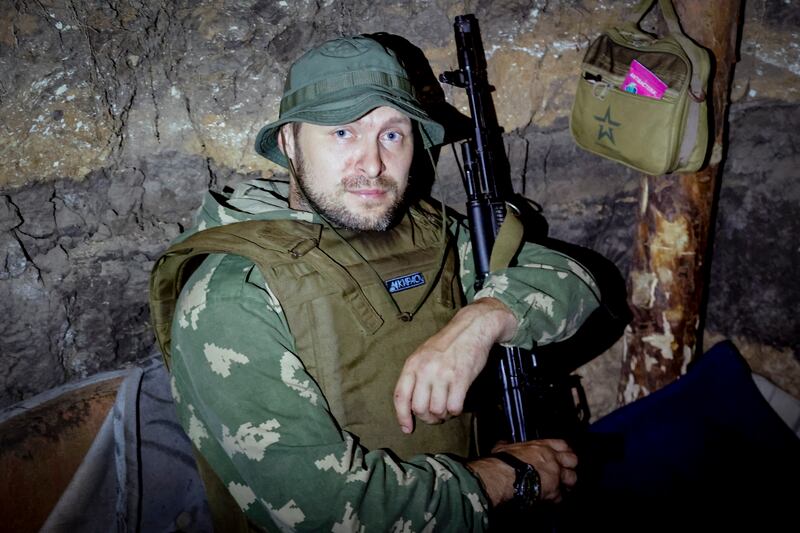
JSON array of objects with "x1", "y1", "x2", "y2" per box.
[
  {"x1": 410, "y1": 380, "x2": 433, "y2": 423},
  {"x1": 393, "y1": 373, "x2": 416, "y2": 433},
  {"x1": 557, "y1": 451, "x2": 579, "y2": 469},
  {"x1": 446, "y1": 384, "x2": 467, "y2": 418},
  {"x1": 540, "y1": 438, "x2": 571, "y2": 452},
  {"x1": 560, "y1": 467, "x2": 578, "y2": 487},
  {"x1": 428, "y1": 381, "x2": 449, "y2": 420}
]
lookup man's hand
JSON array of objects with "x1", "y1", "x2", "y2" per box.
[
  {"x1": 467, "y1": 439, "x2": 578, "y2": 507},
  {"x1": 393, "y1": 297, "x2": 517, "y2": 433}
]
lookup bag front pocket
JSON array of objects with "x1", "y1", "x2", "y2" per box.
[{"x1": 571, "y1": 73, "x2": 683, "y2": 175}]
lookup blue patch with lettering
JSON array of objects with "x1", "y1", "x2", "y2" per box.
[{"x1": 384, "y1": 272, "x2": 426, "y2": 294}]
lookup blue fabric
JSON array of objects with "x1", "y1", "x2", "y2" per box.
[{"x1": 559, "y1": 340, "x2": 800, "y2": 532}]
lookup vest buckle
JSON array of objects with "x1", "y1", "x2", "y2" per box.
[{"x1": 397, "y1": 311, "x2": 413, "y2": 322}]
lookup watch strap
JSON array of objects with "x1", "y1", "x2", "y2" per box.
[
  {"x1": 491, "y1": 451, "x2": 542, "y2": 506},
  {"x1": 491, "y1": 451, "x2": 529, "y2": 471}
]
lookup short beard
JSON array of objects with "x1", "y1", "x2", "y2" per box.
[{"x1": 291, "y1": 132, "x2": 406, "y2": 232}]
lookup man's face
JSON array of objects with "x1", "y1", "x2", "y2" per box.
[{"x1": 281, "y1": 106, "x2": 414, "y2": 231}]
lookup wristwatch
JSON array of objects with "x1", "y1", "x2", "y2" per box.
[{"x1": 491, "y1": 451, "x2": 542, "y2": 509}]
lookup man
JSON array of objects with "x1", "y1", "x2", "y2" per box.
[{"x1": 150, "y1": 35, "x2": 600, "y2": 531}]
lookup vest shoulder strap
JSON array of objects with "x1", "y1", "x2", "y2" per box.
[{"x1": 149, "y1": 220, "x2": 322, "y2": 369}]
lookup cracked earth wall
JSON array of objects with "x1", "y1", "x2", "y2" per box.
[{"x1": 2, "y1": 0, "x2": 798, "y2": 418}]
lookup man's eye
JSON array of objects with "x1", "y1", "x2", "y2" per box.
[
  {"x1": 334, "y1": 129, "x2": 349, "y2": 138},
  {"x1": 384, "y1": 131, "x2": 402, "y2": 142}
]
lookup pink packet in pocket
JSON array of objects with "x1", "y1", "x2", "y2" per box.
[{"x1": 621, "y1": 60, "x2": 668, "y2": 99}]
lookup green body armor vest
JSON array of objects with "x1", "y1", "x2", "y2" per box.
[{"x1": 149, "y1": 204, "x2": 472, "y2": 459}]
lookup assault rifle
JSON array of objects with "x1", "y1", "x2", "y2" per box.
[{"x1": 440, "y1": 14, "x2": 590, "y2": 447}]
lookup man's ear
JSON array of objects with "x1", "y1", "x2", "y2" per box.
[{"x1": 277, "y1": 124, "x2": 295, "y2": 160}]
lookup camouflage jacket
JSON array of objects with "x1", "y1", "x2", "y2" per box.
[{"x1": 167, "y1": 179, "x2": 600, "y2": 532}]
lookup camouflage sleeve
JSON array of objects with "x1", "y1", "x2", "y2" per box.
[
  {"x1": 169, "y1": 253, "x2": 490, "y2": 532},
  {"x1": 453, "y1": 218, "x2": 601, "y2": 349}
]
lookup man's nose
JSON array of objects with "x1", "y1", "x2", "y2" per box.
[{"x1": 357, "y1": 140, "x2": 385, "y2": 179}]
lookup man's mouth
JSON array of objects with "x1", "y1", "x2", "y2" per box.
[{"x1": 347, "y1": 188, "x2": 390, "y2": 198}]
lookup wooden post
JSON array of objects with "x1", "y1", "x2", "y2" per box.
[{"x1": 618, "y1": 0, "x2": 743, "y2": 405}]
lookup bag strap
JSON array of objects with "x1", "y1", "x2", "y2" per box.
[
  {"x1": 629, "y1": 0, "x2": 682, "y2": 36},
  {"x1": 628, "y1": 0, "x2": 707, "y2": 102}
]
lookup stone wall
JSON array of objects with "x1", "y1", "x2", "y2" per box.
[{"x1": 2, "y1": 0, "x2": 798, "y2": 419}]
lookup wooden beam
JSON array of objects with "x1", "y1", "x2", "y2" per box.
[{"x1": 618, "y1": 0, "x2": 743, "y2": 404}]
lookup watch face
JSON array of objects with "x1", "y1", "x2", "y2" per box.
[
  {"x1": 515, "y1": 465, "x2": 541, "y2": 508},
  {"x1": 492, "y1": 452, "x2": 542, "y2": 510}
]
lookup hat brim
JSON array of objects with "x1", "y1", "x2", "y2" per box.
[{"x1": 255, "y1": 89, "x2": 445, "y2": 168}]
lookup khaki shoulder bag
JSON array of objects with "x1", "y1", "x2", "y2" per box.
[{"x1": 569, "y1": 0, "x2": 710, "y2": 175}]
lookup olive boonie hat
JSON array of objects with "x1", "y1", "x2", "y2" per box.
[{"x1": 255, "y1": 36, "x2": 444, "y2": 168}]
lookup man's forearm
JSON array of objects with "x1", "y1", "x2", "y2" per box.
[{"x1": 393, "y1": 297, "x2": 518, "y2": 430}]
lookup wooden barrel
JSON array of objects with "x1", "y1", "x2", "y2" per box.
[{"x1": 0, "y1": 372, "x2": 127, "y2": 532}]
